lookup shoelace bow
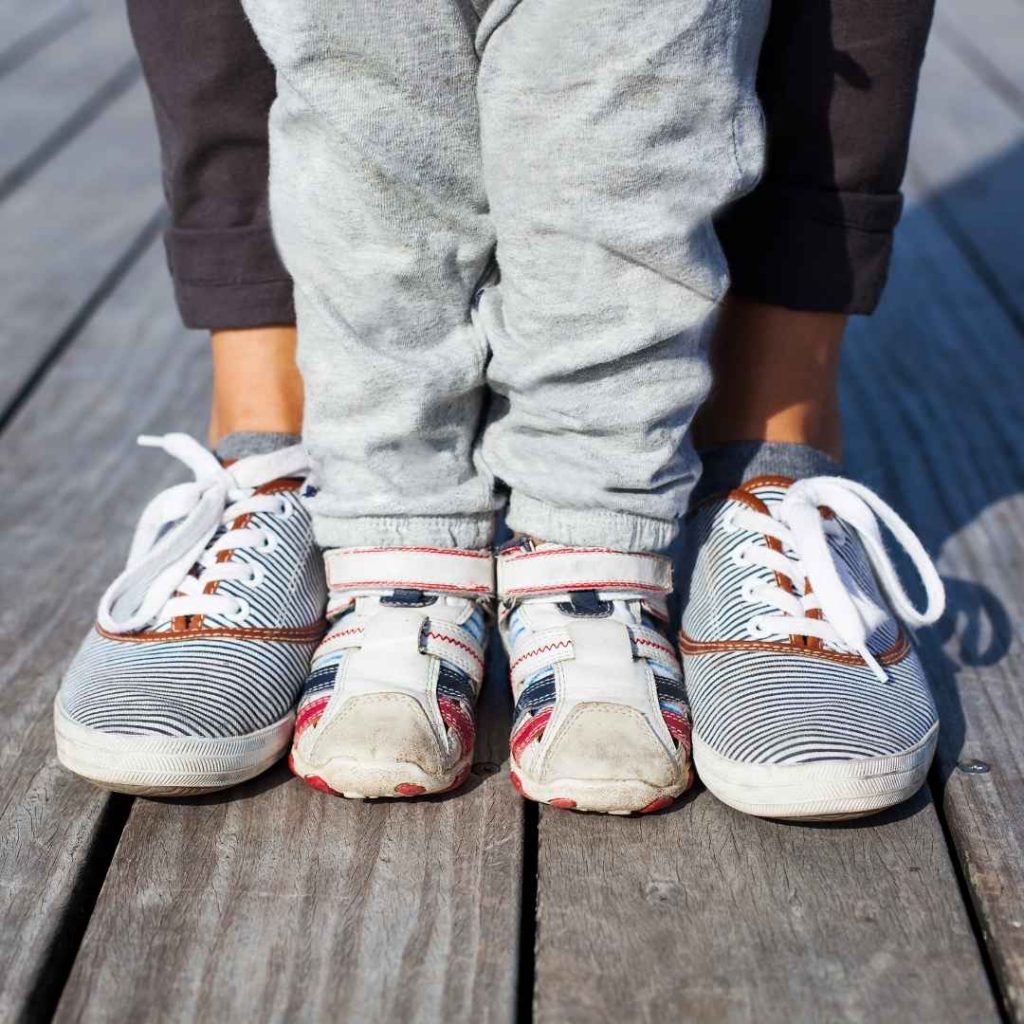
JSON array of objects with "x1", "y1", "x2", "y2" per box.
[
  {"x1": 97, "y1": 433, "x2": 310, "y2": 634},
  {"x1": 729, "y1": 476, "x2": 945, "y2": 681}
]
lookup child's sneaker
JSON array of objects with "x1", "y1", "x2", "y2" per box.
[
  {"x1": 681, "y1": 475, "x2": 945, "y2": 820},
  {"x1": 497, "y1": 541, "x2": 692, "y2": 815},
  {"x1": 53, "y1": 434, "x2": 325, "y2": 795},
  {"x1": 289, "y1": 546, "x2": 493, "y2": 798}
]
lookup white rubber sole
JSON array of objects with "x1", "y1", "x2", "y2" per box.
[
  {"x1": 692, "y1": 723, "x2": 939, "y2": 821},
  {"x1": 53, "y1": 697, "x2": 294, "y2": 797},
  {"x1": 510, "y1": 760, "x2": 692, "y2": 815},
  {"x1": 288, "y1": 746, "x2": 471, "y2": 799}
]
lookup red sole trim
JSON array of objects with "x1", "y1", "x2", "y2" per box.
[
  {"x1": 395, "y1": 783, "x2": 426, "y2": 796},
  {"x1": 638, "y1": 795, "x2": 674, "y2": 814}
]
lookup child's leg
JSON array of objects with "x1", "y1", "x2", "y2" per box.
[
  {"x1": 242, "y1": 0, "x2": 500, "y2": 799},
  {"x1": 478, "y1": 0, "x2": 769, "y2": 813},
  {"x1": 476, "y1": 0, "x2": 769, "y2": 553},
  {"x1": 243, "y1": 0, "x2": 497, "y2": 551}
]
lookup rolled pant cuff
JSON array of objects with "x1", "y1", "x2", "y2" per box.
[
  {"x1": 312, "y1": 513, "x2": 495, "y2": 552},
  {"x1": 165, "y1": 225, "x2": 296, "y2": 330},
  {"x1": 507, "y1": 493, "x2": 680, "y2": 555},
  {"x1": 716, "y1": 185, "x2": 904, "y2": 316}
]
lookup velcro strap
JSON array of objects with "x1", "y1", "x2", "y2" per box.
[
  {"x1": 630, "y1": 625, "x2": 681, "y2": 672},
  {"x1": 421, "y1": 619, "x2": 487, "y2": 685},
  {"x1": 326, "y1": 546, "x2": 494, "y2": 597},
  {"x1": 509, "y1": 627, "x2": 575, "y2": 686},
  {"x1": 497, "y1": 547, "x2": 672, "y2": 599}
]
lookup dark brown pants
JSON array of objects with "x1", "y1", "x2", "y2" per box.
[{"x1": 126, "y1": 0, "x2": 934, "y2": 329}]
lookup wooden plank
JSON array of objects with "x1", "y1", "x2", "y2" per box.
[
  {"x1": 0, "y1": 78, "x2": 163, "y2": 421},
  {"x1": 0, "y1": 0, "x2": 139, "y2": 199},
  {"x1": 534, "y1": 789, "x2": 996, "y2": 1023},
  {"x1": 0, "y1": 243, "x2": 210, "y2": 1022},
  {"x1": 908, "y1": 31, "x2": 1024, "y2": 326},
  {"x1": 55, "y1": 650, "x2": 523, "y2": 1023},
  {"x1": 0, "y1": 0, "x2": 83, "y2": 79},
  {"x1": 843, "y1": 194, "x2": 1024, "y2": 1020},
  {"x1": 933, "y1": 0, "x2": 1024, "y2": 106}
]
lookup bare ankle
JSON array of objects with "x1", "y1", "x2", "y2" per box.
[
  {"x1": 693, "y1": 297, "x2": 845, "y2": 460},
  {"x1": 208, "y1": 326, "x2": 304, "y2": 446}
]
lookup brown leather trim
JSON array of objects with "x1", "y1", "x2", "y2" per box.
[
  {"x1": 678, "y1": 628, "x2": 911, "y2": 667},
  {"x1": 738, "y1": 474, "x2": 796, "y2": 493},
  {"x1": 96, "y1": 621, "x2": 326, "y2": 644},
  {"x1": 256, "y1": 477, "x2": 303, "y2": 495}
]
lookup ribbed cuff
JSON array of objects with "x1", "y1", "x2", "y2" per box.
[
  {"x1": 312, "y1": 512, "x2": 496, "y2": 552},
  {"x1": 507, "y1": 493, "x2": 680, "y2": 555},
  {"x1": 165, "y1": 225, "x2": 295, "y2": 330},
  {"x1": 716, "y1": 185, "x2": 904, "y2": 316}
]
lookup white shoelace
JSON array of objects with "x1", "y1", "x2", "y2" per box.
[
  {"x1": 97, "y1": 434, "x2": 310, "y2": 634},
  {"x1": 727, "y1": 476, "x2": 945, "y2": 681}
]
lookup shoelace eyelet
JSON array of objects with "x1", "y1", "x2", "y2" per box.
[
  {"x1": 275, "y1": 497, "x2": 293, "y2": 519},
  {"x1": 225, "y1": 597, "x2": 251, "y2": 623},
  {"x1": 731, "y1": 545, "x2": 752, "y2": 568},
  {"x1": 256, "y1": 531, "x2": 278, "y2": 555},
  {"x1": 748, "y1": 617, "x2": 770, "y2": 639},
  {"x1": 244, "y1": 563, "x2": 266, "y2": 588}
]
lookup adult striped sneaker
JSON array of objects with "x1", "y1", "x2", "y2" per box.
[
  {"x1": 680, "y1": 475, "x2": 945, "y2": 821},
  {"x1": 498, "y1": 542, "x2": 692, "y2": 815},
  {"x1": 289, "y1": 546, "x2": 493, "y2": 799},
  {"x1": 54, "y1": 434, "x2": 326, "y2": 796}
]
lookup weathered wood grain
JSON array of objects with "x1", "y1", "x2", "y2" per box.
[
  {"x1": 844, "y1": 194, "x2": 1024, "y2": 1020},
  {"x1": 534, "y1": 788, "x2": 996, "y2": 1024},
  {"x1": 933, "y1": 0, "x2": 1024, "y2": 103},
  {"x1": 0, "y1": 78, "x2": 162, "y2": 420},
  {"x1": 908, "y1": 31, "x2": 1024, "y2": 326},
  {"x1": 0, "y1": 0, "x2": 84, "y2": 79},
  {"x1": 0, "y1": 244, "x2": 212, "y2": 1022},
  {"x1": 0, "y1": 0, "x2": 138, "y2": 198},
  {"x1": 55, "y1": 619, "x2": 522, "y2": 1024}
]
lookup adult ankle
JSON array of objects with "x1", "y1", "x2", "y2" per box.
[
  {"x1": 208, "y1": 326, "x2": 304, "y2": 446},
  {"x1": 693, "y1": 297, "x2": 845, "y2": 460}
]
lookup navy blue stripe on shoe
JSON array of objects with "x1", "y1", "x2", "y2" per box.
[
  {"x1": 513, "y1": 674, "x2": 556, "y2": 723},
  {"x1": 437, "y1": 663, "x2": 476, "y2": 704}
]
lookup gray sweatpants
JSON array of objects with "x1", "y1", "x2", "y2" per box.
[{"x1": 243, "y1": 0, "x2": 768, "y2": 553}]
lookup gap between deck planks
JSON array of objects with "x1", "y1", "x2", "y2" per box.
[
  {"x1": 0, "y1": 60, "x2": 162, "y2": 421},
  {"x1": 909, "y1": 22, "x2": 1024, "y2": 332},
  {"x1": 0, "y1": 0, "x2": 139, "y2": 201}
]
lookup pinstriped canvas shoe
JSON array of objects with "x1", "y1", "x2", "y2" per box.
[
  {"x1": 54, "y1": 434, "x2": 326, "y2": 796},
  {"x1": 289, "y1": 546, "x2": 493, "y2": 799},
  {"x1": 680, "y1": 475, "x2": 945, "y2": 821},
  {"x1": 498, "y1": 542, "x2": 692, "y2": 815}
]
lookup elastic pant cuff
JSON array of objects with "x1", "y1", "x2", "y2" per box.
[
  {"x1": 507, "y1": 493, "x2": 679, "y2": 555},
  {"x1": 716, "y1": 185, "x2": 904, "y2": 315},
  {"x1": 165, "y1": 225, "x2": 295, "y2": 329},
  {"x1": 312, "y1": 513, "x2": 495, "y2": 552}
]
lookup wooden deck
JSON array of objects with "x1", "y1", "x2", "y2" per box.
[{"x1": 1, "y1": 1, "x2": 1021, "y2": 1020}]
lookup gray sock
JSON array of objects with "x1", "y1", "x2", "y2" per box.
[
  {"x1": 691, "y1": 441, "x2": 841, "y2": 506},
  {"x1": 215, "y1": 431, "x2": 302, "y2": 462}
]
